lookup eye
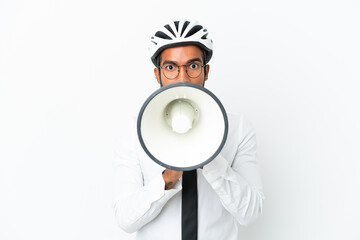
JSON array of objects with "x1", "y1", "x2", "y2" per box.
[
  {"x1": 165, "y1": 64, "x2": 176, "y2": 71},
  {"x1": 189, "y1": 63, "x2": 199, "y2": 69}
]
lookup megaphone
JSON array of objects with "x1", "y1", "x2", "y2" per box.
[{"x1": 137, "y1": 82, "x2": 228, "y2": 171}]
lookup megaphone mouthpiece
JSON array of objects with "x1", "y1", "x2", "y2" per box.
[{"x1": 165, "y1": 100, "x2": 196, "y2": 134}]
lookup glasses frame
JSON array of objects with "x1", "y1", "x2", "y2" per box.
[{"x1": 160, "y1": 62, "x2": 206, "y2": 80}]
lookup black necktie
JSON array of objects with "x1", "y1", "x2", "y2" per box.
[{"x1": 182, "y1": 169, "x2": 198, "y2": 240}]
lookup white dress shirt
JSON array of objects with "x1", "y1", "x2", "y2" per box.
[{"x1": 113, "y1": 113, "x2": 264, "y2": 240}]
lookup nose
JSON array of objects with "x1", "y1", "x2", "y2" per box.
[{"x1": 177, "y1": 65, "x2": 190, "y2": 82}]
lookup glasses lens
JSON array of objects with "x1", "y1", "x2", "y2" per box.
[
  {"x1": 187, "y1": 62, "x2": 202, "y2": 78},
  {"x1": 163, "y1": 64, "x2": 178, "y2": 79},
  {"x1": 161, "y1": 62, "x2": 203, "y2": 79}
]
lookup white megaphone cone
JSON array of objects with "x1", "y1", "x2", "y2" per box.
[{"x1": 137, "y1": 82, "x2": 228, "y2": 171}]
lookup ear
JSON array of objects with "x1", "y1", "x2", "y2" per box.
[
  {"x1": 154, "y1": 68, "x2": 160, "y2": 84},
  {"x1": 204, "y1": 65, "x2": 210, "y2": 81}
]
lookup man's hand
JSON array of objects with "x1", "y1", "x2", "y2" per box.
[{"x1": 162, "y1": 169, "x2": 183, "y2": 190}]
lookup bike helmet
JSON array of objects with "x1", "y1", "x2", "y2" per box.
[{"x1": 149, "y1": 19, "x2": 213, "y2": 66}]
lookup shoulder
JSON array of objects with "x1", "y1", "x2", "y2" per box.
[
  {"x1": 225, "y1": 112, "x2": 256, "y2": 147},
  {"x1": 227, "y1": 112, "x2": 255, "y2": 133}
]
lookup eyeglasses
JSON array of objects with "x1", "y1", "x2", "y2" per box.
[{"x1": 160, "y1": 61, "x2": 205, "y2": 79}]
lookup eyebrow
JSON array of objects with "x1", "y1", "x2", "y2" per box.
[
  {"x1": 186, "y1": 58, "x2": 203, "y2": 64},
  {"x1": 162, "y1": 60, "x2": 177, "y2": 66},
  {"x1": 161, "y1": 58, "x2": 204, "y2": 66}
]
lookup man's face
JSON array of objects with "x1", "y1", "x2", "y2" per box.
[{"x1": 154, "y1": 45, "x2": 210, "y2": 87}]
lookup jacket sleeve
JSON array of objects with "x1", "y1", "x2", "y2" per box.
[
  {"x1": 201, "y1": 115, "x2": 264, "y2": 226},
  {"x1": 112, "y1": 118, "x2": 182, "y2": 233}
]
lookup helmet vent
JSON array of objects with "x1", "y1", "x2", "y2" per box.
[
  {"x1": 155, "y1": 31, "x2": 172, "y2": 40},
  {"x1": 185, "y1": 25, "x2": 203, "y2": 38},
  {"x1": 180, "y1": 21, "x2": 190, "y2": 37},
  {"x1": 174, "y1": 21, "x2": 179, "y2": 31},
  {"x1": 164, "y1": 24, "x2": 176, "y2": 38},
  {"x1": 201, "y1": 33, "x2": 208, "y2": 39}
]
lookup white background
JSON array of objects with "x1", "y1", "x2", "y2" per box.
[{"x1": 1, "y1": 0, "x2": 359, "y2": 239}]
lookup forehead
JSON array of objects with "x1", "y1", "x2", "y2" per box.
[{"x1": 160, "y1": 45, "x2": 203, "y2": 64}]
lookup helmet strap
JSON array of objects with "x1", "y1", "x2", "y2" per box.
[{"x1": 158, "y1": 67, "x2": 163, "y2": 87}]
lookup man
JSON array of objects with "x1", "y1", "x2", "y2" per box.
[{"x1": 113, "y1": 19, "x2": 264, "y2": 240}]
